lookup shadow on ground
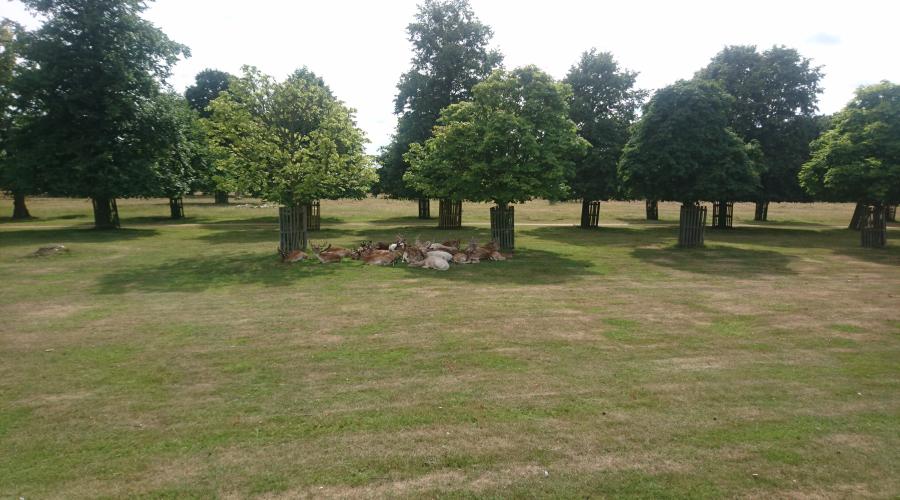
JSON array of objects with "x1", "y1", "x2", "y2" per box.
[
  {"x1": 631, "y1": 244, "x2": 798, "y2": 277},
  {"x1": 0, "y1": 227, "x2": 160, "y2": 247}
]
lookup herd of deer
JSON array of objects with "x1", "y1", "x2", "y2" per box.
[{"x1": 277, "y1": 236, "x2": 510, "y2": 271}]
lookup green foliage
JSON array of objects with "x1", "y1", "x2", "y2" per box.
[
  {"x1": 203, "y1": 66, "x2": 374, "y2": 205},
  {"x1": 404, "y1": 66, "x2": 589, "y2": 205},
  {"x1": 185, "y1": 69, "x2": 232, "y2": 118},
  {"x1": 147, "y1": 92, "x2": 211, "y2": 199},
  {"x1": 696, "y1": 45, "x2": 823, "y2": 202},
  {"x1": 376, "y1": 0, "x2": 502, "y2": 198},
  {"x1": 799, "y1": 81, "x2": 900, "y2": 204},
  {"x1": 618, "y1": 80, "x2": 759, "y2": 203},
  {"x1": 564, "y1": 49, "x2": 647, "y2": 201},
  {"x1": 0, "y1": 19, "x2": 32, "y2": 197},
  {"x1": 11, "y1": 0, "x2": 188, "y2": 200}
]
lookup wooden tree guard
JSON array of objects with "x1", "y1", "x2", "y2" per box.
[
  {"x1": 711, "y1": 201, "x2": 734, "y2": 229},
  {"x1": 438, "y1": 199, "x2": 462, "y2": 229},
  {"x1": 861, "y1": 205, "x2": 887, "y2": 248},
  {"x1": 490, "y1": 204, "x2": 515, "y2": 251},
  {"x1": 418, "y1": 198, "x2": 431, "y2": 219},
  {"x1": 305, "y1": 200, "x2": 321, "y2": 232},
  {"x1": 887, "y1": 205, "x2": 897, "y2": 222},
  {"x1": 169, "y1": 197, "x2": 184, "y2": 219},
  {"x1": 214, "y1": 190, "x2": 229, "y2": 205},
  {"x1": 279, "y1": 204, "x2": 308, "y2": 252},
  {"x1": 646, "y1": 200, "x2": 659, "y2": 220},
  {"x1": 679, "y1": 203, "x2": 707, "y2": 247},
  {"x1": 92, "y1": 198, "x2": 120, "y2": 229},
  {"x1": 754, "y1": 200, "x2": 769, "y2": 221},
  {"x1": 849, "y1": 202, "x2": 865, "y2": 230},
  {"x1": 580, "y1": 200, "x2": 600, "y2": 229}
]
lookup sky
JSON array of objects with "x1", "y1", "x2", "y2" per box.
[{"x1": 4, "y1": 0, "x2": 899, "y2": 154}]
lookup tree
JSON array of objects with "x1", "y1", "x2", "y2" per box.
[
  {"x1": 185, "y1": 69, "x2": 233, "y2": 204},
  {"x1": 0, "y1": 19, "x2": 33, "y2": 219},
  {"x1": 204, "y1": 66, "x2": 374, "y2": 251},
  {"x1": 799, "y1": 82, "x2": 900, "y2": 247},
  {"x1": 405, "y1": 66, "x2": 588, "y2": 250},
  {"x1": 619, "y1": 80, "x2": 759, "y2": 247},
  {"x1": 12, "y1": 0, "x2": 187, "y2": 229},
  {"x1": 564, "y1": 49, "x2": 647, "y2": 228},
  {"x1": 696, "y1": 45, "x2": 823, "y2": 221},
  {"x1": 376, "y1": 0, "x2": 502, "y2": 221}
]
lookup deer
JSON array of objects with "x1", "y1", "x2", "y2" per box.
[
  {"x1": 310, "y1": 242, "x2": 344, "y2": 264},
  {"x1": 278, "y1": 247, "x2": 308, "y2": 263},
  {"x1": 405, "y1": 252, "x2": 450, "y2": 271}
]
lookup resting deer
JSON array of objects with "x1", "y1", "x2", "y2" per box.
[
  {"x1": 278, "y1": 247, "x2": 308, "y2": 263},
  {"x1": 405, "y1": 252, "x2": 450, "y2": 271},
  {"x1": 311, "y1": 242, "x2": 343, "y2": 264}
]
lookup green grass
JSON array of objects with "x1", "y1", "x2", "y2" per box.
[{"x1": 1, "y1": 196, "x2": 898, "y2": 498}]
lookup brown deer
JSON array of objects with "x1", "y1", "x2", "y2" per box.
[
  {"x1": 278, "y1": 247, "x2": 308, "y2": 263},
  {"x1": 311, "y1": 242, "x2": 343, "y2": 264}
]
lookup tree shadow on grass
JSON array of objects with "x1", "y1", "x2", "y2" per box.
[
  {"x1": 631, "y1": 244, "x2": 798, "y2": 277},
  {"x1": 527, "y1": 225, "x2": 673, "y2": 248},
  {"x1": 196, "y1": 226, "x2": 361, "y2": 245},
  {"x1": 831, "y1": 242, "x2": 900, "y2": 266},
  {"x1": 95, "y1": 251, "x2": 346, "y2": 293},
  {"x1": 0, "y1": 227, "x2": 159, "y2": 247}
]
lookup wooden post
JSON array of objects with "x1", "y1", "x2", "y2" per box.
[
  {"x1": 91, "y1": 197, "x2": 120, "y2": 229},
  {"x1": 754, "y1": 200, "x2": 769, "y2": 221},
  {"x1": 418, "y1": 198, "x2": 431, "y2": 219},
  {"x1": 580, "y1": 200, "x2": 600, "y2": 229},
  {"x1": 305, "y1": 200, "x2": 321, "y2": 231},
  {"x1": 646, "y1": 200, "x2": 659, "y2": 221},
  {"x1": 861, "y1": 204, "x2": 887, "y2": 248},
  {"x1": 279, "y1": 204, "x2": 308, "y2": 252},
  {"x1": 678, "y1": 202, "x2": 706, "y2": 247},
  {"x1": 169, "y1": 197, "x2": 184, "y2": 219},
  {"x1": 490, "y1": 203, "x2": 515, "y2": 251},
  {"x1": 438, "y1": 199, "x2": 462, "y2": 229},
  {"x1": 711, "y1": 201, "x2": 733, "y2": 229}
]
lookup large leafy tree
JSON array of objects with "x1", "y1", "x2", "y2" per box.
[
  {"x1": 696, "y1": 45, "x2": 823, "y2": 219},
  {"x1": 564, "y1": 49, "x2": 646, "y2": 227},
  {"x1": 204, "y1": 66, "x2": 374, "y2": 248},
  {"x1": 799, "y1": 81, "x2": 900, "y2": 243},
  {"x1": 0, "y1": 19, "x2": 32, "y2": 219},
  {"x1": 185, "y1": 69, "x2": 233, "y2": 203},
  {"x1": 405, "y1": 66, "x2": 588, "y2": 248},
  {"x1": 619, "y1": 80, "x2": 758, "y2": 245},
  {"x1": 12, "y1": 0, "x2": 187, "y2": 229},
  {"x1": 376, "y1": 0, "x2": 502, "y2": 208}
]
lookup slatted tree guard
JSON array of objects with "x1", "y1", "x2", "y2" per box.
[
  {"x1": 92, "y1": 198, "x2": 120, "y2": 229},
  {"x1": 580, "y1": 200, "x2": 601, "y2": 229},
  {"x1": 887, "y1": 205, "x2": 897, "y2": 223},
  {"x1": 305, "y1": 200, "x2": 321, "y2": 232},
  {"x1": 711, "y1": 201, "x2": 734, "y2": 229},
  {"x1": 169, "y1": 197, "x2": 184, "y2": 219},
  {"x1": 418, "y1": 198, "x2": 431, "y2": 219},
  {"x1": 678, "y1": 203, "x2": 707, "y2": 247},
  {"x1": 754, "y1": 200, "x2": 769, "y2": 221},
  {"x1": 861, "y1": 205, "x2": 887, "y2": 248},
  {"x1": 438, "y1": 199, "x2": 462, "y2": 229},
  {"x1": 646, "y1": 200, "x2": 659, "y2": 221},
  {"x1": 279, "y1": 204, "x2": 308, "y2": 253},
  {"x1": 214, "y1": 190, "x2": 229, "y2": 205},
  {"x1": 490, "y1": 204, "x2": 515, "y2": 251}
]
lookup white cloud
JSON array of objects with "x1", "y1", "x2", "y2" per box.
[{"x1": 4, "y1": 0, "x2": 899, "y2": 154}]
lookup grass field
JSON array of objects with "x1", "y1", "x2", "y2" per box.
[{"x1": 1, "y1": 196, "x2": 898, "y2": 498}]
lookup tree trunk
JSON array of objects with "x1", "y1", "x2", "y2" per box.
[
  {"x1": 646, "y1": 199, "x2": 659, "y2": 221},
  {"x1": 861, "y1": 204, "x2": 887, "y2": 248},
  {"x1": 849, "y1": 202, "x2": 866, "y2": 230},
  {"x1": 92, "y1": 197, "x2": 120, "y2": 230},
  {"x1": 438, "y1": 199, "x2": 462, "y2": 229},
  {"x1": 754, "y1": 200, "x2": 769, "y2": 221},
  {"x1": 169, "y1": 197, "x2": 184, "y2": 219},
  {"x1": 678, "y1": 202, "x2": 706, "y2": 247},
  {"x1": 279, "y1": 204, "x2": 308, "y2": 252},
  {"x1": 580, "y1": 200, "x2": 600, "y2": 229},
  {"x1": 418, "y1": 198, "x2": 431, "y2": 219},
  {"x1": 711, "y1": 201, "x2": 733, "y2": 229},
  {"x1": 214, "y1": 190, "x2": 229, "y2": 205},
  {"x1": 490, "y1": 202, "x2": 515, "y2": 251},
  {"x1": 11, "y1": 192, "x2": 31, "y2": 220},
  {"x1": 886, "y1": 204, "x2": 897, "y2": 223}
]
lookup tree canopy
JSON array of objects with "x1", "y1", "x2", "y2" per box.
[
  {"x1": 404, "y1": 66, "x2": 588, "y2": 205},
  {"x1": 147, "y1": 92, "x2": 211, "y2": 200},
  {"x1": 11, "y1": 0, "x2": 187, "y2": 214},
  {"x1": 185, "y1": 69, "x2": 232, "y2": 118},
  {"x1": 376, "y1": 0, "x2": 502, "y2": 198},
  {"x1": 696, "y1": 45, "x2": 823, "y2": 202},
  {"x1": 618, "y1": 80, "x2": 759, "y2": 203},
  {"x1": 0, "y1": 19, "x2": 33, "y2": 202},
  {"x1": 564, "y1": 49, "x2": 646, "y2": 202},
  {"x1": 799, "y1": 81, "x2": 900, "y2": 205},
  {"x1": 204, "y1": 66, "x2": 375, "y2": 206}
]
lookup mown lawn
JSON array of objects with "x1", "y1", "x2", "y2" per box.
[{"x1": 1, "y1": 196, "x2": 898, "y2": 498}]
